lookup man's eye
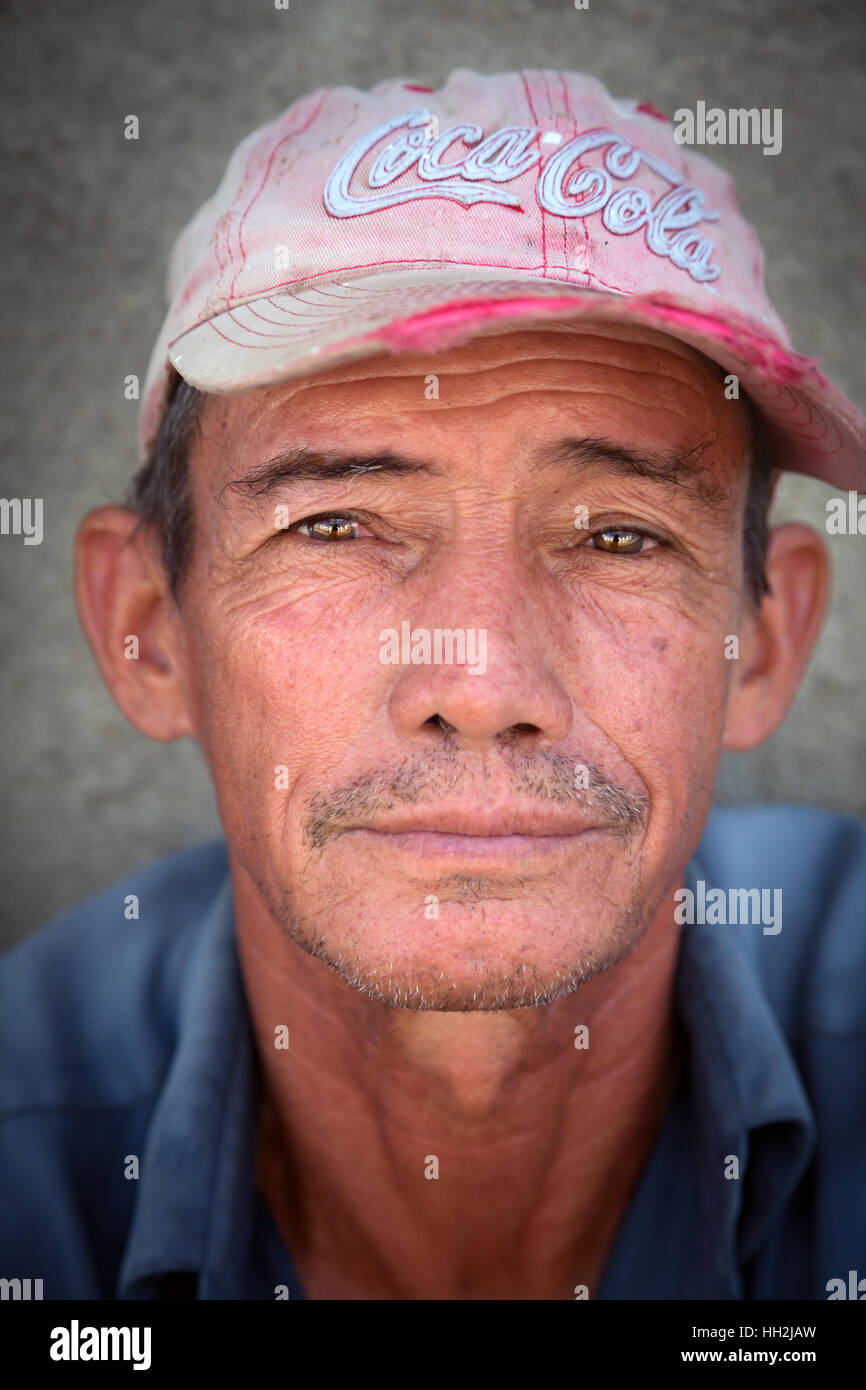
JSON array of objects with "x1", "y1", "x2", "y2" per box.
[
  {"x1": 589, "y1": 527, "x2": 656, "y2": 555},
  {"x1": 294, "y1": 515, "x2": 369, "y2": 542}
]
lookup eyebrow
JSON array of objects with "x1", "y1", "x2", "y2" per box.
[
  {"x1": 225, "y1": 433, "x2": 731, "y2": 511},
  {"x1": 225, "y1": 448, "x2": 438, "y2": 503},
  {"x1": 534, "y1": 435, "x2": 731, "y2": 510}
]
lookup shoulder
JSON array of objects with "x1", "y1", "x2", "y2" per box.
[
  {"x1": 0, "y1": 839, "x2": 229, "y2": 1116},
  {"x1": 0, "y1": 840, "x2": 230, "y2": 1296},
  {"x1": 696, "y1": 804, "x2": 866, "y2": 1036}
]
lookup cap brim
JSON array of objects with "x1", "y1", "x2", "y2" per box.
[{"x1": 166, "y1": 269, "x2": 866, "y2": 491}]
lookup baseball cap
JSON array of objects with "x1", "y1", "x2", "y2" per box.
[{"x1": 139, "y1": 68, "x2": 866, "y2": 490}]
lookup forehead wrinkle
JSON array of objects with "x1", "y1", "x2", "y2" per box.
[
  {"x1": 267, "y1": 354, "x2": 723, "y2": 419},
  {"x1": 196, "y1": 325, "x2": 736, "y2": 474},
  {"x1": 249, "y1": 321, "x2": 723, "y2": 393},
  {"x1": 208, "y1": 324, "x2": 728, "y2": 426}
]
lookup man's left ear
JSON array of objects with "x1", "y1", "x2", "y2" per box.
[{"x1": 723, "y1": 522, "x2": 830, "y2": 752}]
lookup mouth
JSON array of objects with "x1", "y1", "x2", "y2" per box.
[
  {"x1": 337, "y1": 804, "x2": 617, "y2": 867},
  {"x1": 342, "y1": 827, "x2": 604, "y2": 866}
]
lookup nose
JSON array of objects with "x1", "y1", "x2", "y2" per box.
[{"x1": 385, "y1": 551, "x2": 573, "y2": 753}]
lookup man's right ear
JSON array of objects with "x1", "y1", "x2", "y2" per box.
[{"x1": 74, "y1": 505, "x2": 196, "y2": 741}]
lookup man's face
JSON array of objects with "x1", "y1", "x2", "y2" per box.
[{"x1": 172, "y1": 322, "x2": 752, "y2": 1009}]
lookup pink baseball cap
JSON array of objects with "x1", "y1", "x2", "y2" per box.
[{"x1": 140, "y1": 67, "x2": 866, "y2": 489}]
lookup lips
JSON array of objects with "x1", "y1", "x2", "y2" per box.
[
  {"x1": 355, "y1": 803, "x2": 606, "y2": 838},
  {"x1": 340, "y1": 822, "x2": 604, "y2": 867},
  {"x1": 335, "y1": 801, "x2": 617, "y2": 867}
]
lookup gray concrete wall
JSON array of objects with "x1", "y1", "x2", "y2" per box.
[{"x1": 1, "y1": 0, "x2": 863, "y2": 947}]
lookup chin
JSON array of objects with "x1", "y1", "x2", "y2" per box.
[{"x1": 280, "y1": 898, "x2": 649, "y2": 1012}]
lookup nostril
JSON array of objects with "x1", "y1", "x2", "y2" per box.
[{"x1": 427, "y1": 714, "x2": 456, "y2": 734}]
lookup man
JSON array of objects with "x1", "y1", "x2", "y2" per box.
[{"x1": 1, "y1": 68, "x2": 864, "y2": 1301}]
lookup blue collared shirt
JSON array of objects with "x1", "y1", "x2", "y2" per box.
[{"x1": 1, "y1": 806, "x2": 865, "y2": 1300}]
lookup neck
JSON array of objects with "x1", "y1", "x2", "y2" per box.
[{"x1": 234, "y1": 862, "x2": 685, "y2": 1300}]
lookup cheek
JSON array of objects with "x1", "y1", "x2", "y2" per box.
[
  {"x1": 185, "y1": 597, "x2": 387, "y2": 826},
  {"x1": 571, "y1": 594, "x2": 735, "y2": 790}
]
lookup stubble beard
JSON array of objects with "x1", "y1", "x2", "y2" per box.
[{"x1": 246, "y1": 746, "x2": 653, "y2": 1011}]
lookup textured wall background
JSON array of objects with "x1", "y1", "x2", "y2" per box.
[{"x1": 0, "y1": 0, "x2": 863, "y2": 947}]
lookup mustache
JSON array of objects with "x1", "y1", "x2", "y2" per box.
[{"x1": 305, "y1": 750, "x2": 648, "y2": 849}]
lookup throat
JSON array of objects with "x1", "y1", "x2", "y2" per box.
[{"x1": 252, "y1": 1013, "x2": 685, "y2": 1300}]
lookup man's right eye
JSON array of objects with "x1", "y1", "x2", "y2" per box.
[{"x1": 588, "y1": 526, "x2": 658, "y2": 555}]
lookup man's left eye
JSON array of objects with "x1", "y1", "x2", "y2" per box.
[
  {"x1": 294, "y1": 515, "x2": 370, "y2": 542},
  {"x1": 589, "y1": 527, "x2": 656, "y2": 554}
]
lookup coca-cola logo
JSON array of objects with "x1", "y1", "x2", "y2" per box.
[{"x1": 324, "y1": 109, "x2": 721, "y2": 284}]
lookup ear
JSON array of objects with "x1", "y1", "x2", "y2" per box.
[
  {"x1": 723, "y1": 522, "x2": 830, "y2": 752},
  {"x1": 74, "y1": 505, "x2": 196, "y2": 741}
]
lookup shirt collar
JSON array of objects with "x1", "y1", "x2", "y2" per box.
[
  {"x1": 679, "y1": 850, "x2": 816, "y2": 1267},
  {"x1": 600, "y1": 850, "x2": 816, "y2": 1298}
]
